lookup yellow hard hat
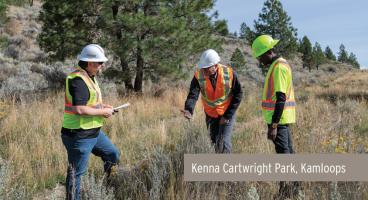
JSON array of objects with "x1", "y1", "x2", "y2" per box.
[{"x1": 251, "y1": 35, "x2": 279, "y2": 58}]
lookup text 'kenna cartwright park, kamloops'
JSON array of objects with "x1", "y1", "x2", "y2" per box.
[{"x1": 191, "y1": 162, "x2": 346, "y2": 176}]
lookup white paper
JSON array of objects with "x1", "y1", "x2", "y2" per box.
[{"x1": 113, "y1": 103, "x2": 130, "y2": 110}]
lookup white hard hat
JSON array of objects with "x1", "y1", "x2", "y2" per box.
[
  {"x1": 198, "y1": 49, "x2": 220, "y2": 68},
  {"x1": 78, "y1": 44, "x2": 108, "y2": 62}
]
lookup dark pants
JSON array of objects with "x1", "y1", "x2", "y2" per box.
[
  {"x1": 272, "y1": 125, "x2": 294, "y2": 154},
  {"x1": 271, "y1": 125, "x2": 299, "y2": 198},
  {"x1": 205, "y1": 114, "x2": 235, "y2": 153}
]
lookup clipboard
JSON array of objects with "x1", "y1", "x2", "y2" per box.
[{"x1": 113, "y1": 103, "x2": 130, "y2": 111}]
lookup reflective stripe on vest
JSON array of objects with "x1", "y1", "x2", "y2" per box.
[
  {"x1": 62, "y1": 67, "x2": 104, "y2": 130},
  {"x1": 261, "y1": 101, "x2": 296, "y2": 110},
  {"x1": 64, "y1": 67, "x2": 103, "y2": 115},
  {"x1": 261, "y1": 60, "x2": 296, "y2": 111},
  {"x1": 194, "y1": 65, "x2": 233, "y2": 118}
]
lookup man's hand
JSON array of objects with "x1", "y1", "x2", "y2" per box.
[
  {"x1": 220, "y1": 117, "x2": 230, "y2": 125},
  {"x1": 103, "y1": 108, "x2": 114, "y2": 118},
  {"x1": 180, "y1": 109, "x2": 192, "y2": 120},
  {"x1": 267, "y1": 125, "x2": 277, "y2": 141},
  {"x1": 103, "y1": 104, "x2": 117, "y2": 114}
]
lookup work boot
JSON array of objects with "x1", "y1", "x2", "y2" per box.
[
  {"x1": 104, "y1": 161, "x2": 120, "y2": 186},
  {"x1": 66, "y1": 164, "x2": 76, "y2": 200}
]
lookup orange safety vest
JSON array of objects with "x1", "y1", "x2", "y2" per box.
[{"x1": 194, "y1": 64, "x2": 233, "y2": 118}]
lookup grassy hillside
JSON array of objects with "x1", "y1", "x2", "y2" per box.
[{"x1": 0, "y1": 1, "x2": 367, "y2": 199}]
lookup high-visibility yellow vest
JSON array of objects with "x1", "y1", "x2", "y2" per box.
[
  {"x1": 62, "y1": 67, "x2": 104, "y2": 130},
  {"x1": 262, "y1": 58, "x2": 296, "y2": 124},
  {"x1": 194, "y1": 64, "x2": 233, "y2": 118}
]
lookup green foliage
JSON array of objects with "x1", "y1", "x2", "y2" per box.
[
  {"x1": 312, "y1": 42, "x2": 325, "y2": 69},
  {"x1": 239, "y1": 22, "x2": 255, "y2": 44},
  {"x1": 0, "y1": 0, "x2": 7, "y2": 24},
  {"x1": 337, "y1": 44, "x2": 360, "y2": 68},
  {"x1": 0, "y1": 36, "x2": 9, "y2": 49},
  {"x1": 38, "y1": 0, "x2": 221, "y2": 92},
  {"x1": 250, "y1": 0, "x2": 298, "y2": 58},
  {"x1": 347, "y1": 52, "x2": 360, "y2": 68},
  {"x1": 4, "y1": 0, "x2": 29, "y2": 6},
  {"x1": 337, "y1": 44, "x2": 349, "y2": 63},
  {"x1": 299, "y1": 36, "x2": 313, "y2": 70},
  {"x1": 38, "y1": 0, "x2": 101, "y2": 61},
  {"x1": 213, "y1": 19, "x2": 229, "y2": 36},
  {"x1": 230, "y1": 48, "x2": 246, "y2": 71},
  {"x1": 324, "y1": 46, "x2": 336, "y2": 61}
]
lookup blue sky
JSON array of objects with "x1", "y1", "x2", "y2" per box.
[{"x1": 213, "y1": 0, "x2": 368, "y2": 69}]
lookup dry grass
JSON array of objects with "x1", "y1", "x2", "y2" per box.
[
  {"x1": 0, "y1": 2, "x2": 366, "y2": 199},
  {"x1": 0, "y1": 72, "x2": 368, "y2": 199},
  {"x1": 306, "y1": 71, "x2": 368, "y2": 103}
]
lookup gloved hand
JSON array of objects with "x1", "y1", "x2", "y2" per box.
[{"x1": 267, "y1": 125, "x2": 277, "y2": 141}]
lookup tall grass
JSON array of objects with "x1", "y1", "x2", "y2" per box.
[{"x1": 0, "y1": 79, "x2": 368, "y2": 198}]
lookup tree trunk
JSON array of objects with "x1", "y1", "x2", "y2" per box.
[
  {"x1": 120, "y1": 58, "x2": 134, "y2": 90},
  {"x1": 134, "y1": 43, "x2": 144, "y2": 93}
]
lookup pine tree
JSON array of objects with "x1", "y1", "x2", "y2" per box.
[
  {"x1": 239, "y1": 22, "x2": 255, "y2": 44},
  {"x1": 299, "y1": 36, "x2": 313, "y2": 70},
  {"x1": 347, "y1": 52, "x2": 360, "y2": 68},
  {"x1": 39, "y1": 0, "x2": 221, "y2": 92},
  {"x1": 296, "y1": 38, "x2": 303, "y2": 53},
  {"x1": 324, "y1": 46, "x2": 336, "y2": 61},
  {"x1": 230, "y1": 48, "x2": 246, "y2": 71},
  {"x1": 213, "y1": 19, "x2": 229, "y2": 36},
  {"x1": 38, "y1": 0, "x2": 102, "y2": 61},
  {"x1": 337, "y1": 44, "x2": 349, "y2": 63},
  {"x1": 252, "y1": 0, "x2": 298, "y2": 58},
  {"x1": 312, "y1": 42, "x2": 325, "y2": 70}
]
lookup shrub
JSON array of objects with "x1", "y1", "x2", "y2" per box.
[
  {"x1": 40, "y1": 63, "x2": 68, "y2": 90},
  {"x1": 0, "y1": 157, "x2": 28, "y2": 199},
  {"x1": 0, "y1": 63, "x2": 48, "y2": 98},
  {"x1": 0, "y1": 61, "x2": 17, "y2": 83},
  {"x1": 79, "y1": 174, "x2": 115, "y2": 200}
]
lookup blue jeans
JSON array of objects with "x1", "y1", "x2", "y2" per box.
[
  {"x1": 61, "y1": 130, "x2": 120, "y2": 200},
  {"x1": 206, "y1": 114, "x2": 235, "y2": 153}
]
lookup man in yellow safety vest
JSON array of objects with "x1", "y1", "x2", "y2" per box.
[
  {"x1": 252, "y1": 35, "x2": 296, "y2": 153},
  {"x1": 252, "y1": 35, "x2": 298, "y2": 198},
  {"x1": 61, "y1": 44, "x2": 120, "y2": 200}
]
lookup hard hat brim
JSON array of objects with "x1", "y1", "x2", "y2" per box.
[
  {"x1": 253, "y1": 39, "x2": 279, "y2": 58},
  {"x1": 198, "y1": 61, "x2": 220, "y2": 69},
  {"x1": 198, "y1": 64, "x2": 212, "y2": 69},
  {"x1": 78, "y1": 56, "x2": 108, "y2": 62}
]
